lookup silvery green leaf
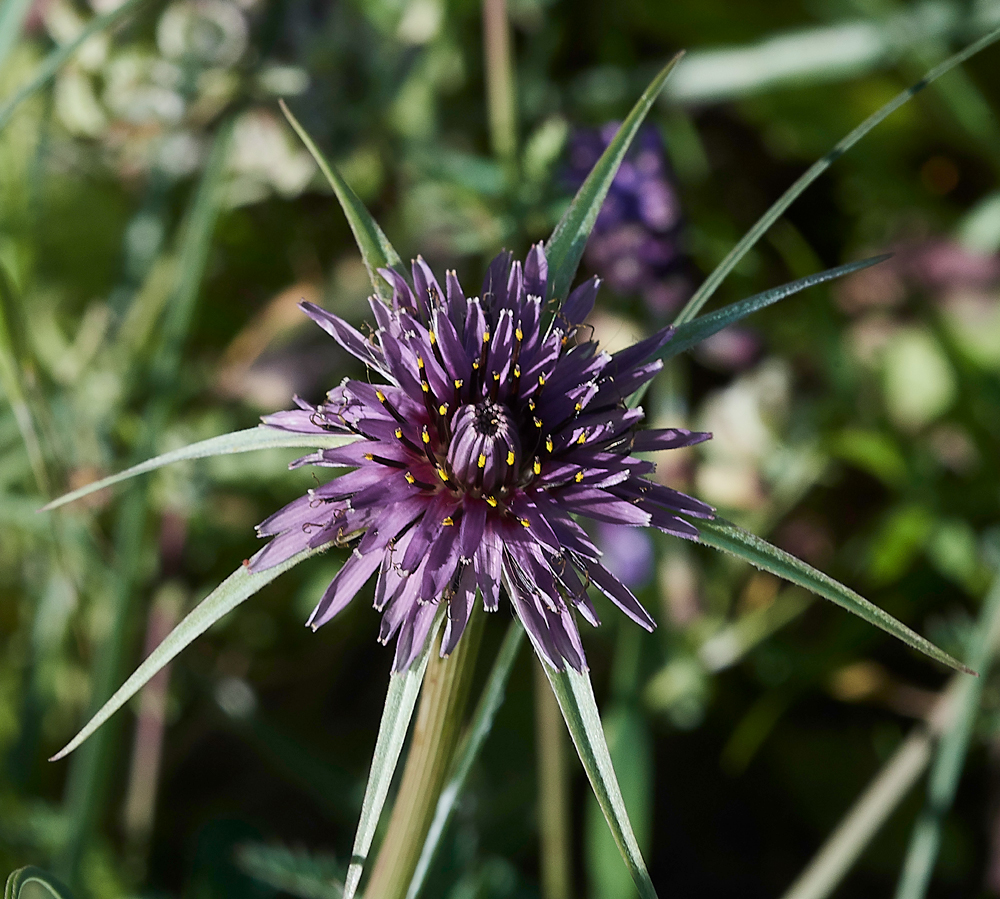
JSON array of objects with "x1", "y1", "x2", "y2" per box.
[
  {"x1": 5, "y1": 867, "x2": 76, "y2": 899},
  {"x1": 545, "y1": 53, "x2": 683, "y2": 304},
  {"x1": 50, "y1": 547, "x2": 325, "y2": 761},
  {"x1": 280, "y1": 100, "x2": 404, "y2": 304},
  {"x1": 41, "y1": 428, "x2": 359, "y2": 511},
  {"x1": 543, "y1": 665, "x2": 658, "y2": 899},
  {"x1": 695, "y1": 517, "x2": 972, "y2": 675},
  {"x1": 343, "y1": 610, "x2": 445, "y2": 899}
]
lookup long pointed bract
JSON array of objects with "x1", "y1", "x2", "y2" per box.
[{"x1": 49, "y1": 547, "x2": 325, "y2": 761}]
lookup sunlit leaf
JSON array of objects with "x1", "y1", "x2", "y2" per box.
[
  {"x1": 41, "y1": 428, "x2": 359, "y2": 511},
  {"x1": 406, "y1": 622, "x2": 525, "y2": 899},
  {"x1": 673, "y1": 25, "x2": 1000, "y2": 325},
  {"x1": 694, "y1": 517, "x2": 972, "y2": 675},
  {"x1": 49, "y1": 547, "x2": 324, "y2": 761},
  {"x1": 343, "y1": 610, "x2": 444, "y2": 899},
  {"x1": 543, "y1": 665, "x2": 658, "y2": 899},
  {"x1": 544, "y1": 53, "x2": 683, "y2": 304},
  {"x1": 4, "y1": 867, "x2": 75, "y2": 899},
  {"x1": 280, "y1": 100, "x2": 403, "y2": 304}
]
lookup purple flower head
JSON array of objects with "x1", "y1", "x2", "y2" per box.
[
  {"x1": 566, "y1": 124, "x2": 688, "y2": 314},
  {"x1": 253, "y1": 246, "x2": 713, "y2": 672}
]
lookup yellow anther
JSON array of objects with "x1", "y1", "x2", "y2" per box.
[
  {"x1": 538, "y1": 374, "x2": 546, "y2": 386},
  {"x1": 394, "y1": 428, "x2": 403, "y2": 439},
  {"x1": 421, "y1": 382, "x2": 429, "y2": 393},
  {"x1": 422, "y1": 427, "x2": 431, "y2": 444},
  {"x1": 493, "y1": 372, "x2": 500, "y2": 382},
  {"x1": 513, "y1": 364, "x2": 520, "y2": 378},
  {"x1": 533, "y1": 458, "x2": 541, "y2": 475},
  {"x1": 437, "y1": 467, "x2": 450, "y2": 482},
  {"x1": 485, "y1": 495, "x2": 498, "y2": 507},
  {"x1": 515, "y1": 326, "x2": 523, "y2": 341},
  {"x1": 520, "y1": 518, "x2": 531, "y2": 528},
  {"x1": 528, "y1": 399, "x2": 536, "y2": 411},
  {"x1": 442, "y1": 516, "x2": 454, "y2": 526},
  {"x1": 506, "y1": 450, "x2": 515, "y2": 465},
  {"x1": 534, "y1": 417, "x2": 543, "y2": 429},
  {"x1": 575, "y1": 470, "x2": 584, "y2": 483},
  {"x1": 483, "y1": 330, "x2": 491, "y2": 343},
  {"x1": 363, "y1": 453, "x2": 374, "y2": 461},
  {"x1": 575, "y1": 402, "x2": 582, "y2": 412},
  {"x1": 454, "y1": 379, "x2": 464, "y2": 389},
  {"x1": 473, "y1": 360, "x2": 480, "y2": 370},
  {"x1": 439, "y1": 404, "x2": 448, "y2": 416},
  {"x1": 478, "y1": 454, "x2": 487, "y2": 469},
  {"x1": 376, "y1": 389, "x2": 386, "y2": 403},
  {"x1": 577, "y1": 432, "x2": 587, "y2": 444},
  {"x1": 405, "y1": 472, "x2": 415, "y2": 484},
  {"x1": 417, "y1": 356, "x2": 425, "y2": 369},
  {"x1": 545, "y1": 436, "x2": 553, "y2": 453},
  {"x1": 428, "y1": 330, "x2": 437, "y2": 345}
]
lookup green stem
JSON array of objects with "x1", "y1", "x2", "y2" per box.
[
  {"x1": 364, "y1": 608, "x2": 485, "y2": 899},
  {"x1": 535, "y1": 659, "x2": 572, "y2": 899},
  {"x1": 482, "y1": 0, "x2": 517, "y2": 163}
]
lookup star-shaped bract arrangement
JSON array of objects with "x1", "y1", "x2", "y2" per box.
[{"x1": 254, "y1": 245, "x2": 713, "y2": 671}]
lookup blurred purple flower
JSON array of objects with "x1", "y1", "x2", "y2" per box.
[
  {"x1": 566, "y1": 123, "x2": 688, "y2": 315},
  {"x1": 254, "y1": 246, "x2": 713, "y2": 671},
  {"x1": 595, "y1": 522, "x2": 654, "y2": 590}
]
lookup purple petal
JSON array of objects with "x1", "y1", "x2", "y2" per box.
[
  {"x1": 300, "y1": 302, "x2": 389, "y2": 375},
  {"x1": 559, "y1": 277, "x2": 599, "y2": 327},
  {"x1": 307, "y1": 548, "x2": 384, "y2": 629},
  {"x1": 524, "y1": 242, "x2": 547, "y2": 299},
  {"x1": 441, "y1": 563, "x2": 477, "y2": 656},
  {"x1": 631, "y1": 428, "x2": 712, "y2": 452},
  {"x1": 583, "y1": 560, "x2": 656, "y2": 631}
]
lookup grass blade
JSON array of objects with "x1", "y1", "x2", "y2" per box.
[
  {"x1": 542, "y1": 665, "x2": 658, "y2": 899},
  {"x1": 406, "y1": 622, "x2": 524, "y2": 899},
  {"x1": 41, "y1": 428, "x2": 358, "y2": 511},
  {"x1": 545, "y1": 53, "x2": 683, "y2": 304},
  {"x1": 695, "y1": 517, "x2": 972, "y2": 675},
  {"x1": 0, "y1": 0, "x2": 150, "y2": 133},
  {"x1": 5, "y1": 867, "x2": 76, "y2": 899},
  {"x1": 673, "y1": 25, "x2": 1000, "y2": 326},
  {"x1": 49, "y1": 547, "x2": 324, "y2": 762},
  {"x1": 343, "y1": 610, "x2": 444, "y2": 899},
  {"x1": 280, "y1": 100, "x2": 403, "y2": 304},
  {"x1": 894, "y1": 569, "x2": 1000, "y2": 899}
]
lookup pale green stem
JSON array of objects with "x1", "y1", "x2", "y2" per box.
[
  {"x1": 364, "y1": 609, "x2": 485, "y2": 899},
  {"x1": 482, "y1": 0, "x2": 517, "y2": 163},
  {"x1": 535, "y1": 659, "x2": 572, "y2": 899}
]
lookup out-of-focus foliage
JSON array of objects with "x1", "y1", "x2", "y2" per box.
[{"x1": 3, "y1": 0, "x2": 1000, "y2": 897}]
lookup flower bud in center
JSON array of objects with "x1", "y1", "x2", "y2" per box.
[{"x1": 447, "y1": 401, "x2": 521, "y2": 494}]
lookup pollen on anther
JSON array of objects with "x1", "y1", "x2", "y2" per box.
[
  {"x1": 438, "y1": 404, "x2": 448, "y2": 416},
  {"x1": 533, "y1": 458, "x2": 541, "y2": 475},
  {"x1": 442, "y1": 516, "x2": 454, "y2": 526},
  {"x1": 376, "y1": 390, "x2": 386, "y2": 403},
  {"x1": 577, "y1": 432, "x2": 587, "y2": 444},
  {"x1": 545, "y1": 436, "x2": 553, "y2": 453},
  {"x1": 506, "y1": 450, "x2": 515, "y2": 465},
  {"x1": 483, "y1": 330, "x2": 491, "y2": 343},
  {"x1": 477, "y1": 454, "x2": 487, "y2": 469},
  {"x1": 485, "y1": 495, "x2": 498, "y2": 507},
  {"x1": 405, "y1": 472, "x2": 416, "y2": 484},
  {"x1": 520, "y1": 518, "x2": 530, "y2": 528},
  {"x1": 574, "y1": 471, "x2": 584, "y2": 483},
  {"x1": 429, "y1": 330, "x2": 437, "y2": 345},
  {"x1": 454, "y1": 379, "x2": 463, "y2": 389},
  {"x1": 538, "y1": 374, "x2": 546, "y2": 386},
  {"x1": 422, "y1": 427, "x2": 431, "y2": 444},
  {"x1": 533, "y1": 417, "x2": 543, "y2": 429},
  {"x1": 364, "y1": 453, "x2": 374, "y2": 461},
  {"x1": 437, "y1": 467, "x2": 450, "y2": 482},
  {"x1": 417, "y1": 356, "x2": 425, "y2": 369},
  {"x1": 394, "y1": 427, "x2": 403, "y2": 439}
]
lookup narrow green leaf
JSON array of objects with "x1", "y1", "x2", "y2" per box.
[
  {"x1": 236, "y1": 843, "x2": 344, "y2": 899},
  {"x1": 545, "y1": 53, "x2": 683, "y2": 304},
  {"x1": 280, "y1": 100, "x2": 403, "y2": 304},
  {"x1": 694, "y1": 517, "x2": 973, "y2": 675},
  {"x1": 343, "y1": 610, "x2": 445, "y2": 899},
  {"x1": 663, "y1": 256, "x2": 888, "y2": 363},
  {"x1": 49, "y1": 547, "x2": 324, "y2": 761},
  {"x1": 894, "y1": 569, "x2": 1000, "y2": 899},
  {"x1": 41, "y1": 428, "x2": 359, "y2": 511},
  {"x1": 5, "y1": 867, "x2": 76, "y2": 899},
  {"x1": 406, "y1": 622, "x2": 525, "y2": 899},
  {"x1": 0, "y1": 0, "x2": 150, "y2": 133},
  {"x1": 543, "y1": 665, "x2": 658, "y2": 899},
  {"x1": 673, "y1": 25, "x2": 1000, "y2": 325}
]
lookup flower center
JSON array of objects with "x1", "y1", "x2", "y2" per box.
[{"x1": 447, "y1": 400, "x2": 521, "y2": 494}]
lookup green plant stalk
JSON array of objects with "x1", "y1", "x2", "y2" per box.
[
  {"x1": 893, "y1": 571, "x2": 1000, "y2": 899},
  {"x1": 535, "y1": 658, "x2": 572, "y2": 899},
  {"x1": 364, "y1": 608, "x2": 485, "y2": 899},
  {"x1": 482, "y1": 0, "x2": 517, "y2": 163}
]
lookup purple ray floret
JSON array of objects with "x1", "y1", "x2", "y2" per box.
[{"x1": 253, "y1": 245, "x2": 713, "y2": 672}]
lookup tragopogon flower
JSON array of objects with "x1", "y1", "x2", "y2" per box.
[{"x1": 253, "y1": 245, "x2": 713, "y2": 671}]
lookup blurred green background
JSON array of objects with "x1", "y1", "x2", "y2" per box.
[{"x1": 3, "y1": 0, "x2": 1000, "y2": 897}]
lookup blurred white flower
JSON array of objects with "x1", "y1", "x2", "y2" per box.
[
  {"x1": 226, "y1": 109, "x2": 316, "y2": 205},
  {"x1": 157, "y1": 0, "x2": 248, "y2": 67}
]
